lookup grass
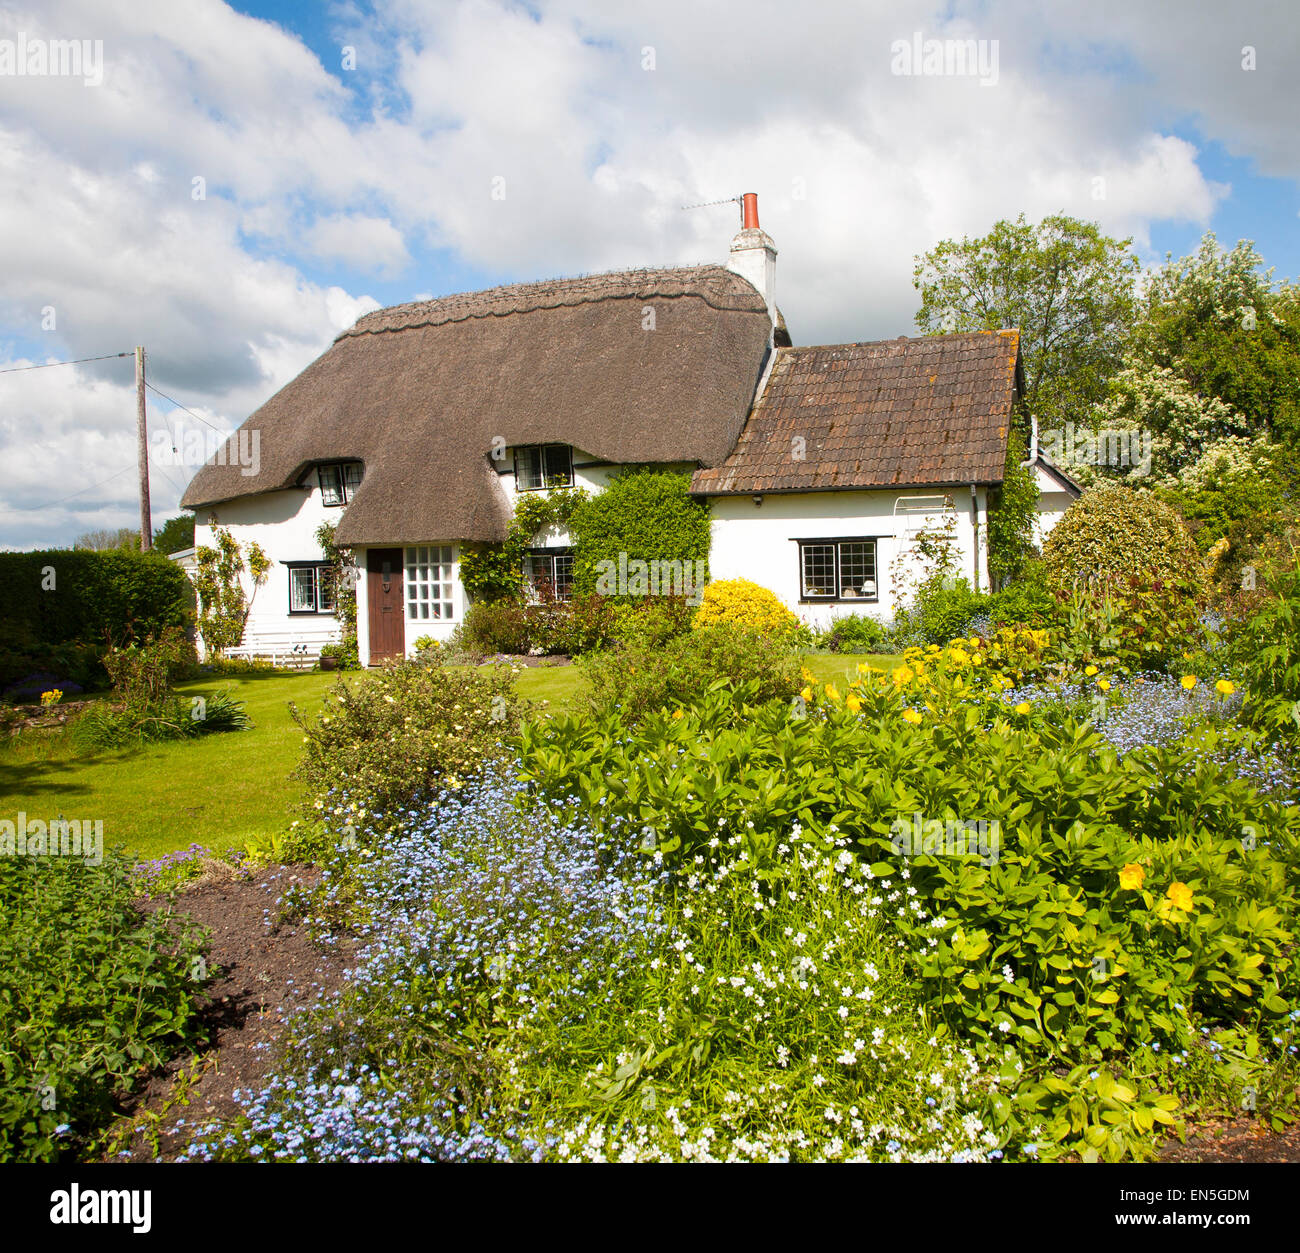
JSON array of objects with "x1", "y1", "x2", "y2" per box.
[{"x1": 0, "y1": 654, "x2": 895, "y2": 859}]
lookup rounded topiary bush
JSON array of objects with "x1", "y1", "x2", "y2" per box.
[
  {"x1": 1042, "y1": 486, "x2": 1199, "y2": 590},
  {"x1": 692, "y1": 578, "x2": 798, "y2": 636}
]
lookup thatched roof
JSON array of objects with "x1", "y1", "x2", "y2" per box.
[
  {"x1": 182, "y1": 265, "x2": 773, "y2": 545},
  {"x1": 690, "y1": 331, "x2": 1021, "y2": 496}
]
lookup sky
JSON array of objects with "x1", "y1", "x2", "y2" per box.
[{"x1": 0, "y1": 0, "x2": 1297, "y2": 549}]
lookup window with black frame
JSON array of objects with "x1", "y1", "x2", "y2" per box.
[
  {"x1": 288, "y1": 562, "x2": 335, "y2": 614},
  {"x1": 525, "y1": 548, "x2": 574, "y2": 600},
  {"x1": 317, "y1": 461, "x2": 363, "y2": 506},
  {"x1": 798, "y1": 539, "x2": 878, "y2": 602},
  {"x1": 513, "y1": 444, "x2": 573, "y2": 491}
]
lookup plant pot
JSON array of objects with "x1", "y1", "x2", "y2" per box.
[{"x1": 320, "y1": 655, "x2": 338, "y2": 671}]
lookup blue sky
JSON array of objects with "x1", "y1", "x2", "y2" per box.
[{"x1": 1, "y1": 0, "x2": 1297, "y2": 548}]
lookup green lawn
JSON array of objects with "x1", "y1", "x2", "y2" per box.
[{"x1": 0, "y1": 654, "x2": 893, "y2": 859}]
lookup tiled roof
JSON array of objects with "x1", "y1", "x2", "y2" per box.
[{"x1": 691, "y1": 331, "x2": 1020, "y2": 495}]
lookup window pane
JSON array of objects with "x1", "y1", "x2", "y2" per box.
[
  {"x1": 516, "y1": 447, "x2": 543, "y2": 490},
  {"x1": 343, "y1": 463, "x2": 363, "y2": 500},
  {"x1": 318, "y1": 566, "x2": 335, "y2": 611},
  {"x1": 801, "y1": 544, "x2": 836, "y2": 598},
  {"x1": 290, "y1": 567, "x2": 317, "y2": 612},
  {"x1": 553, "y1": 553, "x2": 574, "y2": 599},
  {"x1": 318, "y1": 465, "x2": 344, "y2": 506},
  {"x1": 838, "y1": 542, "x2": 876, "y2": 599},
  {"x1": 544, "y1": 445, "x2": 572, "y2": 486}
]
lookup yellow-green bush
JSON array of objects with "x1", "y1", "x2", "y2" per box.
[
  {"x1": 692, "y1": 578, "x2": 798, "y2": 636},
  {"x1": 1042, "y1": 486, "x2": 1199, "y2": 590}
]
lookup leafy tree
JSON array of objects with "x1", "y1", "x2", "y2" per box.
[
  {"x1": 913, "y1": 213, "x2": 1139, "y2": 435},
  {"x1": 1131, "y1": 235, "x2": 1300, "y2": 450},
  {"x1": 152, "y1": 514, "x2": 195, "y2": 554},
  {"x1": 74, "y1": 527, "x2": 140, "y2": 551}
]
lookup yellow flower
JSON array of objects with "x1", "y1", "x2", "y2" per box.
[
  {"x1": 671, "y1": 709, "x2": 683, "y2": 720},
  {"x1": 845, "y1": 694, "x2": 862, "y2": 714},
  {"x1": 1180, "y1": 675, "x2": 1197, "y2": 690},
  {"x1": 1097, "y1": 679, "x2": 1110, "y2": 692},
  {"x1": 800, "y1": 685, "x2": 813, "y2": 703},
  {"x1": 1014, "y1": 701, "x2": 1031, "y2": 715},
  {"x1": 801, "y1": 667, "x2": 815, "y2": 683},
  {"x1": 972, "y1": 654, "x2": 984, "y2": 666},
  {"x1": 893, "y1": 665, "x2": 914, "y2": 687},
  {"x1": 1165, "y1": 881, "x2": 1194, "y2": 911},
  {"x1": 824, "y1": 683, "x2": 841, "y2": 702},
  {"x1": 902, "y1": 708, "x2": 922, "y2": 724},
  {"x1": 1085, "y1": 665, "x2": 1098, "y2": 677},
  {"x1": 1215, "y1": 679, "x2": 1235, "y2": 696},
  {"x1": 968, "y1": 636, "x2": 981, "y2": 648},
  {"x1": 1119, "y1": 863, "x2": 1145, "y2": 891}
]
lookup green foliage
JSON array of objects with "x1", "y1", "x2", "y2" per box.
[
  {"x1": 192, "y1": 524, "x2": 270, "y2": 657},
  {"x1": 518, "y1": 669, "x2": 1300, "y2": 1157},
  {"x1": 608, "y1": 596, "x2": 696, "y2": 649},
  {"x1": 987, "y1": 559, "x2": 1057, "y2": 628},
  {"x1": 152, "y1": 515, "x2": 195, "y2": 555},
  {"x1": 578, "y1": 622, "x2": 802, "y2": 722},
  {"x1": 1042, "y1": 486, "x2": 1199, "y2": 590},
  {"x1": 459, "y1": 593, "x2": 615, "y2": 657},
  {"x1": 1132, "y1": 235, "x2": 1300, "y2": 452},
  {"x1": 0, "y1": 549, "x2": 191, "y2": 665},
  {"x1": 568, "y1": 469, "x2": 710, "y2": 598},
  {"x1": 1228, "y1": 559, "x2": 1300, "y2": 744},
  {"x1": 820, "y1": 613, "x2": 889, "y2": 654},
  {"x1": 988, "y1": 427, "x2": 1039, "y2": 586},
  {"x1": 913, "y1": 213, "x2": 1140, "y2": 434},
  {"x1": 459, "y1": 490, "x2": 589, "y2": 604},
  {"x1": 891, "y1": 579, "x2": 989, "y2": 648},
  {"x1": 314, "y1": 520, "x2": 358, "y2": 663},
  {"x1": 288, "y1": 658, "x2": 523, "y2": 850},
  {"x1": 0, "y1": 851, "x2": 208, "y2": 1161}
]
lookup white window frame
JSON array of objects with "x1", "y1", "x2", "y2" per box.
[
  {"x1": 287, "y1": 562, "x2": 335, "y2": 615},
  {"x1": 404, "y1": 545, "x2": 457, "y2": 622}
]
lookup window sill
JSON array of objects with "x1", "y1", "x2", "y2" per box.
[{"x1": 799, "y1": 598, "x2": 880, "y2": 606}]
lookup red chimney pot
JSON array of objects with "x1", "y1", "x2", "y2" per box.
[{"x1": 741, "y1": 192, "x2": 759, "y2": 230}]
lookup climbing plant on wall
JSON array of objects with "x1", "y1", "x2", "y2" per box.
[
  {"x1": 459, "y1": 489, "x2": 590, "y2": 603},
  {"x1": 192, "y1": 522, "x2": 270, "y2": 657}
]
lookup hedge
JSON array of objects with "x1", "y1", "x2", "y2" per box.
[
  {"x1": 567, "y1": 469, "x2": 711, "y2": 598},
  {"x1": 0, "y1": 550, "x2": 192, "y2": 692}
]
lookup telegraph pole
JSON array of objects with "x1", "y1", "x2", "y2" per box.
[{"x1": 135, "y1": 345, "x2": 152, "y2": 551}]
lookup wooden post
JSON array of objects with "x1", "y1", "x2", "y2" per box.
[{"x1": 136, "y1": 345, "x2": 152, "y2": 551}]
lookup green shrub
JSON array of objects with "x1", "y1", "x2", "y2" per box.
[
  {"x1": 318, "y1": 640, "x2": 359, "y2": 670},
  {"x1": 1043, "y1": 486, "x2": 1200, "y2": 590},
  {"x1": 568, "y1": 469, "x2": 711, "y2": 598},
  {"x1": 987, "y1": 560, "x2": 1058, "y2": 629},
  {"x1": 579, "y1": 622, "x2": 801, "y2": 722},
  {"x1": 0, "y1": 852, "x2": 208, "y2": 1161},
  {"x1": 462, "y1": 600, "x2": 530, "y2": 655},
  {"x1": 821, "y1": 613, "x2": 889, "y2": 653},
  {"x1": 608, "y1": 596, "x2": 695, "y2": 649},
  {"x1": 1227, "y1": 558, "x2": 1300, "y2": 744},
  {"x1": 890, "y1": 579, "x2": 989, "y2": 648},
  {"x1": 289, "y1": 658, "x2": 523, "y2": 849}
]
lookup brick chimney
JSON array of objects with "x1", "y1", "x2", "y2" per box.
[{"x1": 726, "y1": 192, "x2": 778, "y2": 339}]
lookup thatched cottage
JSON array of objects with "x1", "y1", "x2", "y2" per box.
[{"x1": 181, "y1": 194, "x2": 1077, "y2": 664}]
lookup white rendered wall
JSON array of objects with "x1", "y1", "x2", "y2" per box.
[
  {"x1": 707, "y1": 487, "x2": 989, "y2": 630},
  {"x1": 192, "y1": 486, "x2": 343, "y2": 657}
]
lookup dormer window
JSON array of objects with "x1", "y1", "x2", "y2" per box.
[
  {"x1": 513, "y1": 444, "x2": 573, "y2": 491},
  {"x1": 317, "y1": 461, "x2": 363, "y2": 506}
]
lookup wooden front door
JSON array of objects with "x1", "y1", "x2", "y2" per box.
[{"x1": 367, "y1": 548, "x2": 405, "y2": 664}]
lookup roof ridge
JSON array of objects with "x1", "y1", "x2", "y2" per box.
[{"x1": 339, "y1": 262, "x2": 763, "y2": 340}]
